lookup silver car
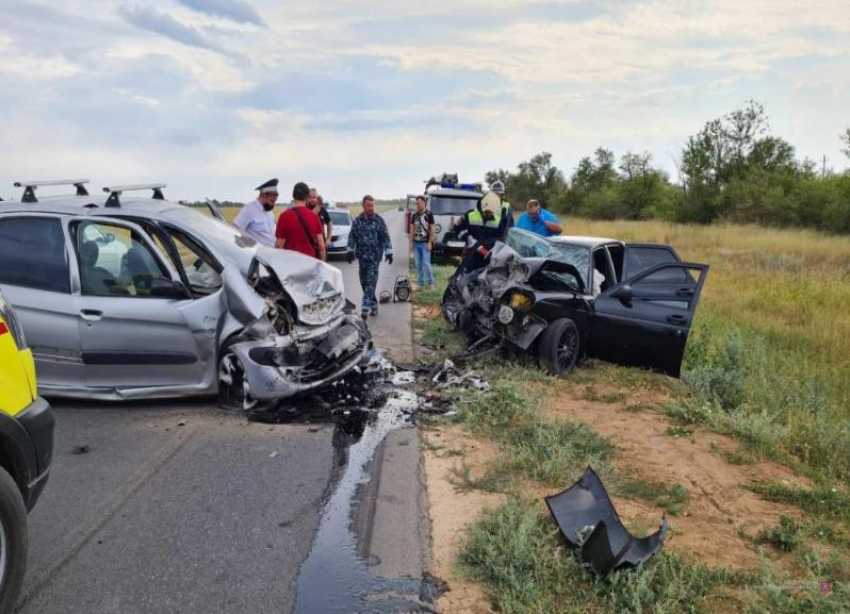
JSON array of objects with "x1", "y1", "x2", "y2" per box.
[{"x1": 0, "y1": 180, "x2": 376, "y2": 410}]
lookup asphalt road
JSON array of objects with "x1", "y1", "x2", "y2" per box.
[{"x1": 19, "y1": 210, "x2": 424, "y2": 614}]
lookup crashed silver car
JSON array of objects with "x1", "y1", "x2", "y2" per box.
[{"x1": 0, "y1": 180, "x2": 376, "y2": 409}]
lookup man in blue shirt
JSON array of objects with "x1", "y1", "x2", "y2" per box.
[{"x1": 515, "y1": 199, "x2": 563, "y2": 237}]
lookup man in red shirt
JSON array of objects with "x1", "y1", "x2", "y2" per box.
[{"x1": 275, "y1": 182, "x2": 327, "y2": 260}]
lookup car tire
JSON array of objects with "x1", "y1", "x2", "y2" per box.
[
  {"x1": 217, "y1": 340, "x2": 272, "y2": 413},
  {"x1": 538, "y1": 318, "x2": 580, "y2": 375},
  {"x1": 0, "y1": 467, "x2": 28, "y2": 614}
]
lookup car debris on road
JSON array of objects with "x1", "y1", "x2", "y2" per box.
[
  {"x1": 442, "y1": 228, "x2": 709, "y2": 377},
  {"x1": 545, "y1": 467, "x2": 669, "y2": 575}
]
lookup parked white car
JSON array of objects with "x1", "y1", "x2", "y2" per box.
[{"x1": 327, "y1": 208, "x2": 353, "y2": 257}]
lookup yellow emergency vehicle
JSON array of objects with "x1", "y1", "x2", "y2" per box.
[{"x1": 0, "y1": 289, "x2": 54, "y2": 612}]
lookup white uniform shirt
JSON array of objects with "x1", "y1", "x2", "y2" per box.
[{"x1": 233, "y1": 199, "x2": 276, "y2": 246}]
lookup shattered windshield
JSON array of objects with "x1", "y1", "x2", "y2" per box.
[{"x1": 506, "y1": 228, "x2": 591, "y2": 287}]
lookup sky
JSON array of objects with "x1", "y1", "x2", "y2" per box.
[{"x1": 0, "y1": 0, "x2": 848, "y2": 203}]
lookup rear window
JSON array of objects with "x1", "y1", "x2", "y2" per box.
[
  {"x1": 429, "y1": 196, "x2": 477, "y2": 216},
  {"x1": 0, "y1": 217, "x2": 70, "y2": 293}
]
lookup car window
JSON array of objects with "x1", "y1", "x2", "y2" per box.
[
  {"x1": 74, "y1": 221, "x2": 167, "y2": 297},
  {"x1": 631, "y1": 266, "x2": 698, "y2": 310},
  {"x1": 163, "y1": 226, "x2": 222, "y2": 295},
  {"x1": 0, "y1": 217, "x2": 71, "y2": 293},
  {"x1": 625, "y1": 246, "x2": 684, "y2": 280},
  {"x1": 429, "y1": 196, "x2": 478, "y2": 215},
  {"x1": 329, "y1": 211, "x2": 350, "y2": 225}
]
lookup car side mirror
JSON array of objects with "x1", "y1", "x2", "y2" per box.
[
  {"x1": 610, "y1": 284, "x2": 633, "y2": 305},
  {"x1": 151, "y1": 277, "x2": 191, "y2": 299}
]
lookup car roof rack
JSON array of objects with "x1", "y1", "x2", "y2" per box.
[
  {"x1": 102, "y1": 183, "x2": 166, "y2": 207},
  {"x1": 13, "y1": 179, "x2": 90, "y2": 203}
]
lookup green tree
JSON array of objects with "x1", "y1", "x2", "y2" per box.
[
  {"x1": 485, "y1": 152, "x2": 567, "y2": 211},
  {"x1": 841, "y1": 128, "x2": 850, "y2": 162}
]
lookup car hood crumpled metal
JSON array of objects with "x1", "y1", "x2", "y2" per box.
[
  {"x1": 474, "y1": 242, "x2": 586, "y2": 300},
  {"x1": 252, "y1": 246, "x2": 344, "y2": 306}
]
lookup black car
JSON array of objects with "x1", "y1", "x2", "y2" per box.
[{"x1": 441, "y1": 228, "x2": 709, "y2": 376}]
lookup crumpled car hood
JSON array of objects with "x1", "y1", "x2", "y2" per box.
[
  {"x1": 469, "y1": 242, "x2": 586, "y2": 307},
  {"x1": 252, "y1": 247, "x2": 345, "y2": 325}
]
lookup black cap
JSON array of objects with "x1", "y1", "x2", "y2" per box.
[{"x1": 255, "y1": 178, "x2": 279, "y2": 194}]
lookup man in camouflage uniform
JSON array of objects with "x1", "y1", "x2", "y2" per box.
[{"x1": 347, "y1": 195, "x2": 393, "y2": 317}]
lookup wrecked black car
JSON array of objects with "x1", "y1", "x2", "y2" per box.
[{"x1": 442, "y1": 228, "x2": 708, "y2": 377}]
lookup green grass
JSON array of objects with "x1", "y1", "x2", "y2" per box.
[
  {"x1": 747, "y1": 482, "x2": 850, "y2": 523},
  {"x1": 563, "y1": 217, "x2": 850, "y2": 485},
  {"x1": 458, "y1": 497, "x2": 744, "y2": 614},
  {"x1": 755, "y1": 515, "x2": 804, "y2": 553}
]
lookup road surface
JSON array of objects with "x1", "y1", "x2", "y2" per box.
[{"x1": 19, "y1": 211, "x2": 425, "y2": 613}]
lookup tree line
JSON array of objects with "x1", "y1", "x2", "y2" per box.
[{"x1": 486, "y1": 101, "x2": 850, "y2": 234}]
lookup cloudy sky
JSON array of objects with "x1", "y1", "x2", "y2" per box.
[{"x1": 1, "y1": 0, "x2": 848, "y2": 202}]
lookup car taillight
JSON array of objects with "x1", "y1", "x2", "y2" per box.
[{"x1": 0, "y1": 294, "x2": 27, "y2": 349}]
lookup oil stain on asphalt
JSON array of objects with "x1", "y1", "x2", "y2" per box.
[{"x1": 251, "y1": 370, "x2": 441, "y2": 613}]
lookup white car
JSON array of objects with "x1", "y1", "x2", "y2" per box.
[{"x1": 327, "y1": 209, "x2": 353, "y2": 257}]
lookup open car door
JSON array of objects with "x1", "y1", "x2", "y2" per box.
[{"x1": 588, "y1": 261, "x2": 709, "y2": 377}]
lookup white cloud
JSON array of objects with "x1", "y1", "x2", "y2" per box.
[{"x1": 0, "y1": 0, "x2": 848, "y2": 201}]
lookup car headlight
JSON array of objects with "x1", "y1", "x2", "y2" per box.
[
  {"x1": 299, "y1": 294, "x2": 344, "y2": 324},
  {"x1": 509, "y1": 291, "x2": 533, "y2": 313},
  {"x1": 0, "y1": 294, "x2": 27, "y2": 349},
  {"x1": 434, "y1": 224, "x2": 443, "y2": 234}
]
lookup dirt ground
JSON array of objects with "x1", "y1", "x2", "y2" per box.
[
  {"x1": 543, "y1": 380, "x2": 810, "y2": 570},
  {"x1": 421, "y1": 375, "x2": 818, "y2": 613},
  {"x1": 422, "y1": 425, "x2": 503, "y2": 614}
]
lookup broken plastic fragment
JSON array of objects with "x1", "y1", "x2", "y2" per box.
[{"x1": 545, "y1": 467, "x2": 669, "y2": 575}]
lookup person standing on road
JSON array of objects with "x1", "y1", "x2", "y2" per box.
[
  {"x1": 275, "y1": 182, "x2": 327, "y2": 260},
  {"x1": 347, "y1": 195, "x2": 393, "y2": 317},
  {"x1": 516, "y1": 199, "x2": 563, "y2": 237},
  {"x1": 233, "y1": 178, "x2": 278, "y2": 246},
  {"x1": 408, "y1": 195, "x2": 435, "y2": 289},
  {"x1": 311, "y1": 192, "x2": 333, "y2": 243}
]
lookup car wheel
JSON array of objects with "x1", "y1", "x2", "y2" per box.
[
  {"x1": 538, "y1": 318, "x2": 580, "y2": 375},
  {"x1": 218, "y1": 342, "x2": 268, "y2": 412},
  {"x1": 0, "y1": 467, "x2": 28, "y2": 614}
]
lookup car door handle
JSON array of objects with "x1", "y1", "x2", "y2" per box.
[
  {"x1": 667, "y1": 314, "x2": 688, "y2": 325},
  {"x1": 676, "y1": 288, "x2": 694, "y2": 298},
  {"x1": 80, "y1": 309, "x2": 103, "y2": 322}
]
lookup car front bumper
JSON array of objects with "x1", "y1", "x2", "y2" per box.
[{"x1": 231, "y1": 314, "x2": 378, "y2": 400}]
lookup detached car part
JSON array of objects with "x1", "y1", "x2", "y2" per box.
[{"x1": 545, "y1": 467, "x2": 669, "y2": 575}]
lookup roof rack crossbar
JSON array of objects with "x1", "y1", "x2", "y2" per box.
[
  {"x1": 13, "y1": 179, "x2": 90, "y2": 202},
  {"x1": 102, "y1": 183, "x2": 167, "y2": 207}
]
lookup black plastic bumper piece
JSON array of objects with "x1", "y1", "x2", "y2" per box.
[
  {"x1": 545, "y1": 466, "x2": 668, "y2": 575},
  {"x1": 8, "y1": 396, "x2": 55, "y2": 510}
]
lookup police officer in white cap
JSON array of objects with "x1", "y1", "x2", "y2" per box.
[{"x1": 234, "y1": 178, "x2": 279, "y2": 246}]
